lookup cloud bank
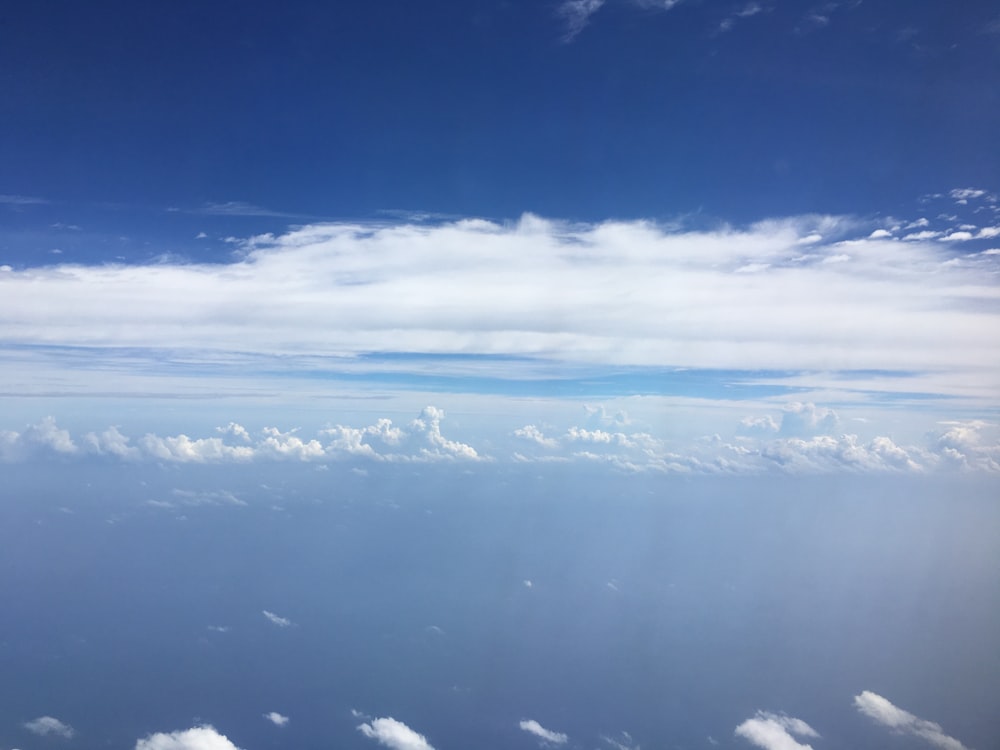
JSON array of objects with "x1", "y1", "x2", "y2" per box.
[
  {"x1": 358, "y1": 717, "x2": 435, "y2": 750},
  {"x1": 854, "y1": 691, "x2": 970, "y2": 750},
  {"x1": 2, "y1": 213, "x2": 998, "y2": 403}
]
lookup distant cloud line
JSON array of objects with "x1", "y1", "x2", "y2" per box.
[{"x1": 2, "y1": 404, "x2": 998, "y2": 473}]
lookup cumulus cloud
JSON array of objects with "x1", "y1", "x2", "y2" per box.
[
  {"x1": 519, "y1": 719, "x2": 569, "y2": 744},
  {"x1": 263, "y1": 712, "x2": 289, "y2": 727},
  {"x1": 24, "y1": 716, "x2": 74, "y2": 739},
  {"x1": 778, "y1": 402, "x2": 838, "y2": 436},
  {"x1": 854, "y1": 691, "x2": 969, "y2": 750},
  {"x1": 134, "y1": 725, "x2": 243, "y2": 750},
  {"x1": 262, "y1": 610, "x2": 293, "y2": 627},
  {"x1": 514, "y1": 425, "x2": 559, "y2": 448},
  {"x1": 358, "y1": 717, "x2": 435, "y2": 750},
  {"x1": 734, "y1": 711, "x2": 819, "y2": 750},
  {"x1": 323, "y1": 407, "x2": 481, "y2": 462}
]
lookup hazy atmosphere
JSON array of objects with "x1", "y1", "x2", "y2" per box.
[{"x1": 2, "y1": 2, "x2": 998, "y2": 749}]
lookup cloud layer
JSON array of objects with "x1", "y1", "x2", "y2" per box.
[{"x1": 2, "y1": 213, "x2": 998, "y2": 403}]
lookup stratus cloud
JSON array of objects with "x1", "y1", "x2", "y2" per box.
[
  {"x1": 520, "y1": 719, "x2": 569, "y2": 744},
  {"x1": 734, "y1": 711, "x2": 819, "y2": 750},
  {"x1": 24, "y1": 716, "x2": 74, "y2": 739},
  {"x1": 854, "y1": 691, "x2": 969, "y2": 750},
  {"x1": 358, "y1": 717, "x2": 435, "y2": 750},
  {"x1": 3, "y1": 214, "x2": 998, "y2": 403},
  {"x1": 134, "y1": 725, "x2": 243, "y2": 750}
]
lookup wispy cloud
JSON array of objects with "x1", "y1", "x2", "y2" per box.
[
  {"x1": 718, "y1": 3, "x2": 767, "y2": 33},
  {"x1": 520, "y1": 719, "x2": 569, "y2": 744},
  {"x1": 0, "y1": 193, "x2": 48, "y2": 206},
  {"x1": 24, "y1": 715, "x2": 74, "y2": 739},
  {"x1": 263, "y1": 711, "x2": 289, "y2": 727},
  {"x1": 735, "y1": 711, "x2": 819, "y2": 750},
  {"x1": 854, "y1": 691, "x2": 969, "y2": 750},
  {"x1": 262, "y1": 610, "x2": 293, "y2": 627},
  {"x1": 135, "y1": 725, "x2": 243, "y2": 750},
  {"x1": 557, "y1": 0, "x2": 605, "y2": 41},
  {"x1": 190, "y1": 201, "x2": 311, "y2": 219},
  {"x1": 358, "y1": 717, "x2": 435, "y2": 750}
]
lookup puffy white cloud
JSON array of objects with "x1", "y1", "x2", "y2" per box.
[
  {"x1": 262, "y1": 610, "x2": 293, "y2": 627},
  {"x1": 514, "y1": 425, "x2": 559, "y2": 448},
  {"x1": 358, "y1": 717, "x2": 435, "y2": 750},
  {"x1": 258, "y1": 427, "x2": 325, "y2": 460},
  {"x1": 519, "y1": 719, "x2": 568, "y2": 744},
  {"x1": 83, "y1": 425, "x2": 139, "y2": 458},
  {"x1": 140, "y1": 434, "x2": 254, "y2": 463},
  {"x1": 134, "y1": 725, "x2": 243, "y2": 750},
  {"x1": 323, "y1": 407, "x2": 481, "y2": 462},
  {"x1": 263, "y1": 712, "x2": 288, "y2": 727},
  {"x1": 778, "y1": 402, "x2": 838, "y2": 436},
  {"x1": 854, "y1": 691, "x2": 969, "y2": 750},
  {"x1": 24, "y1": 716, "x2": 74, "y2": 739},
  {"x1": 23, "y1": 416, "x2": 77, "y2": 454},
  {"x1": 734, "y1": 711, "x2": 818, "y2": 750}
]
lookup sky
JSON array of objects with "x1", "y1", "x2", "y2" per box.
[{"x1": 1, "y1": 2, "x2": 1000, "y2": 749}]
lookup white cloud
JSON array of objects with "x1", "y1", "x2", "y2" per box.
[
  {"x1": 262, "y1": 610, "x2": 293, "y2": 627},
  {"x1": 1, "y1": 214, "x2": 999, "y2": 406},
  {"x1": 854, "y1": 691, "x2": 969, "y2": 750},
  {"x1": 950, "y1": 187, "x2": 988, "y2": 202},
  {"x1": 24, "y1": 716, "x2": 74, "y2": 739},
  {"x1": 778, "y1": 402, "x2": 838, "y2": 436},
  {"x1": 263, "y1": 712, "x2": 289, "y2": 727},
  {"x1": 23, "y1": 416, "x2": 78, "y2": 454},
  {"x1": 358, "y1": 717, "x2": 435, "y2": 750},
  {"x1": 134, "y1": 725, "x2": 243, "y2": 750},
  {"x1": 734, "y1": 711, "x2": 819, "y2": 750},
  {"x1": 868, "y1": 228, "x2": 893, "y2": 239},
  {"x1": 140, "y1": 434, "x2": 254, "y2": 463},
  {"x1": 520, "y1": 719, "x2": 569, "y2": 744},
  {"x1": 557, "y1": 0, "x2": 604, "y2": 41},
  {"x1": 902, "y1": 230, "x2": 942, "y2": 241},
  {"x1": 514, "y1": 425, "x2": 559, "y2": 448}
]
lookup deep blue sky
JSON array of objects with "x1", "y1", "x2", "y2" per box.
[{"x1": 2, "y1": 0, "x2": 998, "y2": 235}]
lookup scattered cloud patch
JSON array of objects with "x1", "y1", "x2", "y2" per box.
[
  {"x1": 735, "y1": 711, "x2": 819, "y2": 750},
  {"x1": 24, "y1": 716, "x2": 74, "y2": 739},
  {"x1": 263, "y1": 712, "x2": 289, "y2": 727},
  {"x1": 557, "y1": 0, "x2": 604, "y2": 41},
  {"x1": 358, "y1": 717, "x2": 435, "y2": 750},
  {"x1": 854, "y1": 691, "x2": 969, "y2": 750},
  {"x1": 262, "y1": 610, "x2": 293, "y2": 627},
  {"x1": 134, "y1": 725, "x2": 243, "y2": 750},
  {"x1": 520, "y1": 719, "x2": 568, "y2": 744}
]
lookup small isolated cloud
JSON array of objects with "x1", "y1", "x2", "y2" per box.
[
  {"x1": 854, "y1": 691, "x2": 970, "y2": 750},
  {"x1": 949, "y1": 187, "x2": 988, "y2": 203},
  {"x1": 358, "y1": 717, "x2": 435, "y2": 750},
  {"x1": 520, "y1": 719, "x2": 569, "y2": 744},
  {"x1": 134, "y1": 725, "x2": 243, "y2": 750},
  {"x1": 601, "y1": 731, "x2": 639, "y2": 750},
  {"x1": 262, "y1": 610, "x2": 293, "y2": 627},
  {"x1": 734, "y1": 711, "x2": 819, "y2": 750},
  {"x1": 24, "y1": 716, "x2": 74, "y2": 739},
  {"x1": 557, "y1": 0, "x2": 604, "y2": 41},
  {"x1": 263, "y1": 712, "x2": 289, "y2": 727}
]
